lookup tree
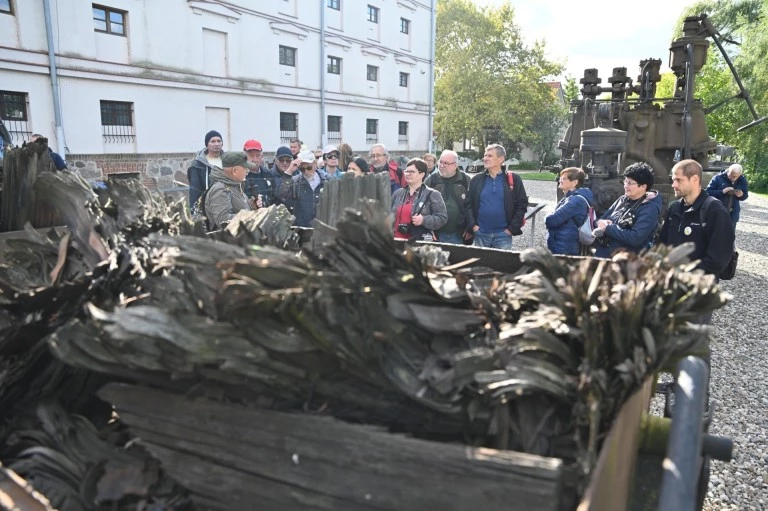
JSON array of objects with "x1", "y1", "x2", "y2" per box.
[
  {"x1": 563, "y1": 76, "x2": 580, "y2": 102},
  {"x1": 434, "y1": 0, "x2": 562, "y2": 149},
  {"x1": 525, "y1": 102, "x2": 569, "y2": 165}
]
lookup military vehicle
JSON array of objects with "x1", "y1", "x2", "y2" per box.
[{"x1": 555, "y1": 14, "x2": 767, "y2": 212}]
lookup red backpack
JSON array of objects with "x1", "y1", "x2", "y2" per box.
[{"x1": 506, "y1": 172, "x2": 526, "y2": 226}]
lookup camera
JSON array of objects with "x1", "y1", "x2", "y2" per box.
[
  {"x1": 617, "y1": 211, "x2": 637, "y2": 229},
  {"x1": 397, "y1": 223, "x2": 411, "y2": 235}
]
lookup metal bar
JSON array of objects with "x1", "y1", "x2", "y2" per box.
[{"x1": 658, "y1": 356, "x2": 709, "y2": 511}]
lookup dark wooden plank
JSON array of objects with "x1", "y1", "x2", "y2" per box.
[
  {"x1": 102, "y1": 383, "x2": 563, "y2": 511},
  {"x1": 0, "y1": 464, "x2": 58, "y2": 511}
]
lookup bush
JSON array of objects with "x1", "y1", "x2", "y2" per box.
[{"x1": 516, "y1": 160, "x2": 541, "y2": 170}]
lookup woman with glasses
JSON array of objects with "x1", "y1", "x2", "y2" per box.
[
  {"x1": 321, "y1": 144, "x2": 345, "y2": 180},
  {"x1": 545, "y1": 167, "x2": 594, "y2": 256},
  {"x1": 422, "y1": 153, "x2": 437, "y2": 174},
  {"x1": 593, "y1": 162, "x2": 662, "y2": 258},
  {"x1": 278, "y1": 150, "x2": 328, "y2": 227},
  {"x1": 391, "y1": 158, "x2": 447, "y2": 241}
]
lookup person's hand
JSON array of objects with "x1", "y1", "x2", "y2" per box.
[
  {"x1": 287, "y1": 159, "x2": 300, "y2": 175},
  {"x1": 464, "y1": 232, "x2": 474, "y2": 241},
  {"x1": 411, "y1": 214, "x2": 424, "y2": 226},
  {"x1": 596, "y1": 219, "x2": 612, "y2": 229},
  {"x1": 735, "y1": 189, "x2": 744, "y2": 198},
  {"x1": 248, "y1": 196, "x2": 259, "y2": 210},
  {"x1": 472, "y1": 225, "x2": 480, "y2": 232},
  {"x1": 504, "y1": 228, "x2": 512, "y2": 235},
  {"x1": 723, "y1": 186, "x2": 734, "y2": 194}
]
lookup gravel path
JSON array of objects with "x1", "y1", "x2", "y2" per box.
[{"x1": 519, "y1": 177, "x2": 768, "y2": 509}]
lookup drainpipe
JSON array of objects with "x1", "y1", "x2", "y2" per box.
[
  {"x1": 43, "y1": 0, "x2": 66, "y2": 157},
  {"x1": 319, "y1": 0, "x2": 327, "y2": 147},
  {"x1": 427, "y1": 0, "x2": 436, "y2": 153}
]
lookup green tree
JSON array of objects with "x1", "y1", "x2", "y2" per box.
[
  {"x1": 524, "y1": 102, "x2": 569, "y2": 165},
  {"x1": 434, "y1": 0, "x2": 562, "y2": 149},
  {"x1": 563, "y1": 76, "x2": 580, "y2": 102}
]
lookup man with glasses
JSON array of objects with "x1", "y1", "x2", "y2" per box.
[
  {"x1": 425, "y1": 150, "x2": 471, "y2": 244},
  {"x1": 369, "y1": 143, "x2": 405, "y2": 194},
  {"x1": 278, "y1": 150, "x2": 328, "y2": 227},
  {"x1": 272, "y1": 146, "x2": 300, "y2": 212},
  {"x1": 592, "y1": 162, "x2": 662, "y2": 258},
  {"x1": 465, "y1": 144, "x2": 528, "y2": 250},
  {"x1": 322, "y1": 144, "x2": 345, "y2": 180}
]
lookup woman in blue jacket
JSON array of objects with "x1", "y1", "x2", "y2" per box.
[
  {"x1": 545, "y1": 167, "x2": 594, "y2": 256},
  {"x1": 593, "y1": 162, "x2": 662, "y2": 258},
  {"x1": 705, "y1": 163, "x2": 749, "y2": 229}
]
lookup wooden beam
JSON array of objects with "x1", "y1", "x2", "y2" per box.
[{"x1": 102, "y1": 383, "x2": 564, "y2": 511}]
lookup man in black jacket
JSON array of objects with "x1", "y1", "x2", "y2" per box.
[
  {"x1": 464, "y1": 144, "x2": 528, "y2": 250},
  {"x1": 658, "y1": 159, "x2": 734, "y2": 277},
  {"x1": 425, "y1": 150, "x2": 470, "y2": 244}
]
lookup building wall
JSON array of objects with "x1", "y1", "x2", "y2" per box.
[{"x1": 0, "y1": 0, "x2": 435, "y2": 188}]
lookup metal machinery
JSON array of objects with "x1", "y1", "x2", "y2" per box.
[{"x1": 556, "y1": 14, "x2": 767, "y2": 213}]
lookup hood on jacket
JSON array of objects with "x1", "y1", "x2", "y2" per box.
[
  {"x1": 194, "y1": 148, "x2": 222, "y2": 169},
  {"x1": 642, "y1": 190, "x2": 661, "y2": 206},
  {"x1": 209, "y1": 167, "x2": 244, "y2": 187}
]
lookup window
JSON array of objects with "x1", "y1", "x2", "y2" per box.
[
  {"x1": 327, "y1": 0, "x2": 340, "y2": 9},
  {"x1": 0, "y1": 90, "x2": 31, "y2": 144},
  {"x1": 1, "y1": 0, "x2": 12, "y2": 14},
  {"x1": 400, "y1": 18, "x2": 410, "y2": 34},
  {"x1": 327, "y1": 115, "x2": 342, "y2": 144},
  {"x1": 398, "y1": 121, "x2": 409, "y2": 143},
  {"x1": 367, "y1": 65, "x2": 378, "y2": 82},
  {"x1": 280, "y1": 112, "x2": 298, "y2": 143},
  {"x1": 279, "y1": 45, "x2": 296, "y2": 67},
  {"x1": 100, "y1": 100, "x2": 134, "y2": 142},
  {"x1": 367, "y1": 5, "x2": 379, "y2": 23},
  {"x1": 327, "y1": 56, "x2": 341, "y2": 75},
  {"x1": 399, "y1": 72, "x2": 409, "y2": 87},
  {"x1": 93, "y1": 5, "x2": 126, "y2": 36},
  {"x1": 366, "y1": 118, "x2": 378, "y2": 143}
]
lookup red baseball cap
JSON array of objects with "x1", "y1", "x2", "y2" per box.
[{"x1": 243, "y1": 139, "x2": 263, "y2": 151}]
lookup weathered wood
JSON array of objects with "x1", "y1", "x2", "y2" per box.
[
  {"x1": 101, "y1": 383, "x2": 564, "y2": 511},
  {"x1": 315, "y1": 172, "x2": 391, "y2": 227},
  {"x1": 0, "y1": 463, "x2": 57, "y2": 511}
]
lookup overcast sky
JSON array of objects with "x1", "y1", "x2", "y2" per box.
[{"x1": 469, "y1": 0, "x2": 701, "y2": 82}]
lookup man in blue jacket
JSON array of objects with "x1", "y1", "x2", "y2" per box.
[
  {"x1": 593, "y1": 162, "x2": 662, "y2": 258},
  {"x1": 705, "y1": 163, "x2": 748, "y2": 229}
]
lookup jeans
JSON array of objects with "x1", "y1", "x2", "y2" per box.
[
  {"x1": 437, "y1": 232, "x2": 464, "y2": 245},
  {"x1": 473, "y1": 231, "x2": 512, "y2": 250}
]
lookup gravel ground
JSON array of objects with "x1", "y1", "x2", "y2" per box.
[{"x1": 519, "y1": 177, "x2": 768, "y2": 509}]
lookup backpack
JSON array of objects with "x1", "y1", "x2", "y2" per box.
[
  {"x1": 573, "y1": 194, "x2": 596, "y2": 245},
  {"x1": 697, "y1": 196, "x2": 738, "y2": 280},
  {"x1": 505, "y1": 172, "x2": 526, "y2": 227},
  {"x1": 191, "y1": 187, "x2": 212, "y2": 231}
]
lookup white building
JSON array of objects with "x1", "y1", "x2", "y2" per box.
[{"x1": 0, "y1": 0, "x2": 435, "y2": 164}]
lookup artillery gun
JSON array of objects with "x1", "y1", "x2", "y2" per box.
[{"x1": 556, "y1": 13, "x2": 767, "y2": 213}]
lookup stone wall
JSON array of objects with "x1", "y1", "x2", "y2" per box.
[{"x1": 66, "y1": 153, "x2": 197, "y2": 192}]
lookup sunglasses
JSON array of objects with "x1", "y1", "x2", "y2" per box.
[
  {"x1": 325, "y1": 152, "x2": 340, "y2": 159},
  {"x1": 277, "y1": 157, "x2": 293, "y2": 163},
  {"x1": 300, "y1": 164, "x2": 313, "y2": 171}
]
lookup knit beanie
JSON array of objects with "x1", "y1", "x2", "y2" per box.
[{"x1": 204, "y1": 130, "x2": 223, "y2": 146}]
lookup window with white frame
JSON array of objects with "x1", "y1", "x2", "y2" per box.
[
  {"x1": 367, "y1": 65, "x2": 378, "y2": 82},
  {"x1": 400, "y1": 18, "x2": 410, "y2": 34},
  {"x1": 327, "y1": 116, "x2": 342, "y2": 144},
  {"x1": 399, "y1": 72, "x2": 409, "y2": 87},
  {"x1": 280, "y1": 112, "x2": 298, "y2": 143},
  {"x1": 279, "y1": 45, "x2": 296, "y2": 67},
  {"x1": 366, "y1": 119, "x2": 379, "y2": 143},
  {"x1": 327, "y1": 56, "x2": 341, "y2": 75},
  {"x1": 0, "y1": 90, "x2": 30, "y2": 144},
  {"x1": 398, "y1": 121, "x2": 408, "y2": 143},
  {"x1": 327, "y1": 0, "x2": 340, "y2": 9},
  {"x1": 367, "y1": 5, "x2": 379, "y2": 23},
  {"x1": 93, "y1": 4, "x2": 126, "y2": 36},
  {"x1": 100, "y1": 100, "x2": 135, "y2": 142}
]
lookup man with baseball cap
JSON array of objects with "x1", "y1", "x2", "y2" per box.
[
  {"x1": 322, "y1": 144, "x2": 344, "y2": 180},
  {"x1": 204, "y1": 151, "x2": 257, "y2": 230},
  {"x1": 243, "y1": 139, "x2": 278, "y2": 208},
  {"x1": 278, "y1": 150, "x2": 328, "y2": 227}
]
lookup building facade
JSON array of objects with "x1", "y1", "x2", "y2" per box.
[{"x1": 0, "y1": 0, "x2": 435, "y2": 188}]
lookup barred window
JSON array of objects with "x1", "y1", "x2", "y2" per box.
[
  {"x1": 279, "y1": 45, "x2": 296, "y2": 67},
  {"x1": 400, "y1": 18, "x2": 410, "y2": 34},
  {"x1": 367, "y1": 65, "x2": 378, "y2": 82},
  {"x1": 367, "y1": 5, "x2": 378, "y2": 23},
  {"x1": 327, "y1": 115, "x2": 342, "y2": 144},
  {"x1": 0, "y1": 90, "x2": 31, "y2": 144},
  {"x1": 399, "y1": 72, "x2": 409, "y2": 87},
  {"x1": 398, "y1": 121, "x2": 408, "y2": 142},
  {"x1": 366, "y1": 118, "x2": 378, "y2": 143},
  {"x1": 280, "y1": 112, "x2": 298, "y2": 143},
  {"x1": 93, "y1": 5, "x2": 126, "y2": 36},
  {"x1": 327, "y1": 56, "x2": 341, "y2": 75},
  {"x1": 100, "y1": 100, "x2": 135, "y2": 142}
]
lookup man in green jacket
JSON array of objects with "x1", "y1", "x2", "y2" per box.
[{"x1": 204, "y1": 151, "x2": 257, "y2": 230}]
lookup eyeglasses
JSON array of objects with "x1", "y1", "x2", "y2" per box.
[
  {"x1": 623, "y1": 179, "x2": 639, "y2": 187},
  {"x1": 369, "y1": 153, "x2": 386, "y2": 159},
  {"x1": 403, "y1": 170, "x2": 419, "y2": 175},
  {"x1": 300, "y1": 164, "x2": 313, "y2": 171},
  {"x1": 277, "y1": 157, "x2": 293, "y2": 163},
  {"x1": 325, "y1": 153, "x2": 340, "y2": 159},
  {"x1": 438, "y1": 160, "x2": 457, "y2": 166}
]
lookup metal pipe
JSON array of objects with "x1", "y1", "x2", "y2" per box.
[
  {"x1": 319, "y1": 0, "x2": 326, "y2": 147},
  {"x1": 658, "y1": 356, "x2": 709, "y2": 511},
  {"x1": 427, "y1": 0, "x2": 436, "y2": 153},
  {"x1": 42, "y1": 0, "x2": 66, "y2": 157},
  {"x1": 682, "y1": 43, "x2": 695, "y2": 160}
]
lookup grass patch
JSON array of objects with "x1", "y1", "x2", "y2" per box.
[{"x1": 518, "y1": 171, "x2": 559, "y2": 182}]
